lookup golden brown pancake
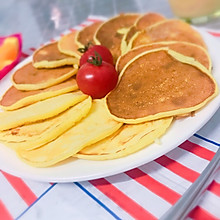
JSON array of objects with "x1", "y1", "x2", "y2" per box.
[
  {"x1": 116, "y1": 41, "x2": 211, "y2": 73},
  {"x1": 33, "y1": 42, "x2": 79, "y2": 68},
  {"x1": 131, "y1": 19, "x2": 207, "y2": 49},
  {"x1": 58, "y1": 31, "x2": 82, "y2": 58},
  {"x1": 12, "y1": 62, "x2": 77, "y2": 90},
  {"x1": 135, "y1": 12, "x2": 166, "y2": 29},
  {"x1": 106, "y1": 48, "x2": 218, "y2": 124},
  {"x1": 94, "y1": 13, "x2": 140, "y2": 62},
  {"x1": 122, "y1": 13, "x2": 166, "y2": 55},
  {"x1": 0, "y1": 78, "x2": 78, "y2": 110},
  {"x1": 75, "y1": 21, "x2": 103, "y2": 47}
]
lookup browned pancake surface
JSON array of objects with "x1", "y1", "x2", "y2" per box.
[
  {"x1": 117, "y1": 42, "x2": 210, "y2": 73},
  {"x1": 95, "y1": 14, "x2": 140, "y2": 62},
  {"x1": 0, "y1": 78, "x2": 77, "y2": 107},
  {"x1": 77, "y1": 21, "x2": 103, "y2": 46},
  {"x1": 12, "y1": 62, "x2": 74, "y2": 85},
  {"x1": 132, "y1": 20, "x2": 207, "y2": 49},
  {"x1": 107, "y1": 50, "x2": 215, "y2": 119},
  {"x1": 33, "y1": 42, "x2": 71, "y2": 63}
]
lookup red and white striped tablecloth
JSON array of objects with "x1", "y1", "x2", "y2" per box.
[{"x1": 0, "y1": 16, "x2": 220, "y2": 220}]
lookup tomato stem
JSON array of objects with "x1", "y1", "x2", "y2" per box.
[
  {"x1": 87, "y1": 51, "x2": 102, "y2": 66},
  {"x1": 78, "y1": 42, "x2": 93, "y2": 53}
]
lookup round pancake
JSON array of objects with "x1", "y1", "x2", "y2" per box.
[
  {"x1": 94, "y1": 13, "x2": 140, "y2": 62},
  {"x1": 76, "y1": 117, "x2": 172, "y2": 160},
  {"x1": 131, "y1": 19, "x2": 207, "y2": 49},
  {"x1": 116, "y1": 41, "x2": 211, "y2": 73},
  {"x1": 0, "y1": 97, "x2": 92, "y2": 150},
  {"x1": 0, "y1": 92, "x2": 88, "y2": 131},
  {"x1": 121, "y1": 13, "x2": 166, "y2": 54},
  {"x1": 58, "y1": 31, "x2": 82, "y2": 58},
  {"x1": 106, "y1": 48, "x2": 218, "y2": 124},
  {"x1": 33, "y1": 42, "x2": 79, "y2": 68},
  {"x1": 12, "y1": 62, "x2": 77, "y2": 90},
  {"x1": 17, "y1": 99, "x2": 123, "y2": 167},
  {"x1": 0, "y1": 77, "x2": 78, "y2": 110},
  {"x1": 75, "y1": 21, "x2": 103, "y2": 47},
  {"x1": 135, "y1": 12, "x2": 166, "y2": 29}
]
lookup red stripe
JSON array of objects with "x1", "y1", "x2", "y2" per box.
[
  {"x1": 207, "y1": 180, "x2": 220, "y2": 197},
  {"x1": 90, "y1": 178, "x2": 157, "y2": 220},
  {"x1": 1, "y1": 171, "x2": 37, "y2": 206},
  {"x1": 29, "y1": 47, "x2": 36, "y2": 51},
  {"x1": 155, "y1": 155, "x2": 200, "y2": 182},
  {"x1": 207, "y1": 31, "x2": 220, "y2": 37},
  {"x1": 188, "y1": 206, "x2": 218, "y2": 220},
  {"x1": 87, "y1": 18, "x2": 102, "y2": 23},
  {"x1": 179, "y1": 140, "x2": 215, "y2": 161},
  {"x1": 125, "y1": 168, "x2": 181, "y2": 205},
  {"x1": 0, "y1": 200, "x2": 13, "y2": 220},
  {"x1": 69, "y1": 28, "x2": 77, "y2": 32},
  {"x1": 79, "y1": 23, "x2": 88, "y2": 27},
  {"x1": 50, "y1": 39, "x2": 56, "y2": 43},
  {"x1": 21, "y1": 52, "x2": 30, "y2": 58}
]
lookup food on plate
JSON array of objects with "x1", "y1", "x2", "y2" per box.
[
  {"x1": 75, "y1": 117, "x2": 172, "y2": 160},
  {"x1": 131, "y1": 19, "x2": 207, "y2": 50},
  {"x1": 0, "y1": 97, "x2": 92, "y2": 150},
  {"x1": 94, "y1": 13, "x2": 141, "y2": 62},
  {"x1": 33, "y1": 42, "x2": 79, "y2": 68},
  {"x1": 79, "y1": 44, "x2": 114, "y2": 66},
  {"x1": 58, "y1": 31, "x2": 82, "y2": 58},
  {"x1": 116, "y1": 41, "x2": 211, "y2": 73},
  {"x1": 17, "y1": 99, "x2": 123, "y2": 167},
  {"x1": 75, "y1": 21, "x2": 103, "y2": 47},
  {"x1": 106, "y1": 48, "x2": 218, "y2": 124},
  {"x1": 0, "y1": 78, "x2": 78, "y2": 110},
  {"x1": 76, "y1": 52, "x2": 118, "y2": 99},
  {"x1": 0, "y1": 92, "x2": 87, "y2": 131},
  {"x1": 122, "y1": 13, "x2": 166, "y2": 54},
  {"x1": 0, "y1": 12, "x2": 218, "y2": 168},
  {"x1": 12, "y1": 62, "x2": 77, "y2": 90}
]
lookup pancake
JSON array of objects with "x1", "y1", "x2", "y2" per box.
[
  {"x1": 0, "y1": 92, "x2": 88, "y2": 131},
  {"x1": 75, "y1": 117, "x2": 172, "y2": 160},
  {"x1": 17, "y1": 99, "x2": 123, "y2": 167},
  {"x1": 0, "y1": 97, "x2": 92, "y2": 150},
  {"x1": 121, "y1": 13, "x2": 166, "y2": 54},
  {"x1": 135, "y1": 12, "x2": 166, "y2": 29},
  {"x1": 106, "y1": 48, "x2": 218, "y2": 124},
  {"x1": 0, "y1": 78, "x2": 78, "y2": 110},
  {"x1": 33, "y1": 42, "x2": 79, "y2": 68},
  {"x1": 116, "y1": 41, "x2": 211, "y2": 73},
  {"x1": 131, "y1": 19, "x2": 207, "y2": 49},
  {"x1": 75, "y1": 21, "x2": 103, "y2": 47},
  {"x1": 94, "y1": 13, "x2": 140, "y2": 62},
  {"x1": 12, "y1": 62, "x2": 77, "y2": 90},
  {"x1": 58, "y1": 31, "x2": 82, "y2": 58}
]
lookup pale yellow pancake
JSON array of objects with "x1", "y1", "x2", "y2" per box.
[
  {"x1": 17, "y1": 99, "x2": 123, "y2": 167},
  {"x1": 76, "y1": 117, "x2": 172, "y2": 160},
  {"x1": 58, "y1": 31, "x2": 82, "y2": 58},
  {"x1": 0, "y1": 97, "x2": 92, "y2": 150},
  {"x1": 106, "y1": 48, "x2": 218, "y2": 124},
  {"x1": 12, "y1": 62, "x2": 77, "y2": 91},
  {"x1": 0, "y1": 92, "x2": 88, "y2": 131},
  {"x1": 0, "y1": 78, "x2": 78, "y2": 110}
]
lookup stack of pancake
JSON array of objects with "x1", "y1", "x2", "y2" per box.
[{"x1": 0, "y1": 12, "x2": 218, "y2": 167}]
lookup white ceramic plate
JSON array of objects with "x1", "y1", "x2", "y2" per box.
[{"x1": 0, "y1": 30, "x2": 220, "y2": 183}]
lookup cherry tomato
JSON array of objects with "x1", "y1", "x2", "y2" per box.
[
  {"x1": 79, "y1": 45, "x2": 114, "y2": 67},
  {"x1": 76, "y1": 57, "x2": 118, "y2": 99}
]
